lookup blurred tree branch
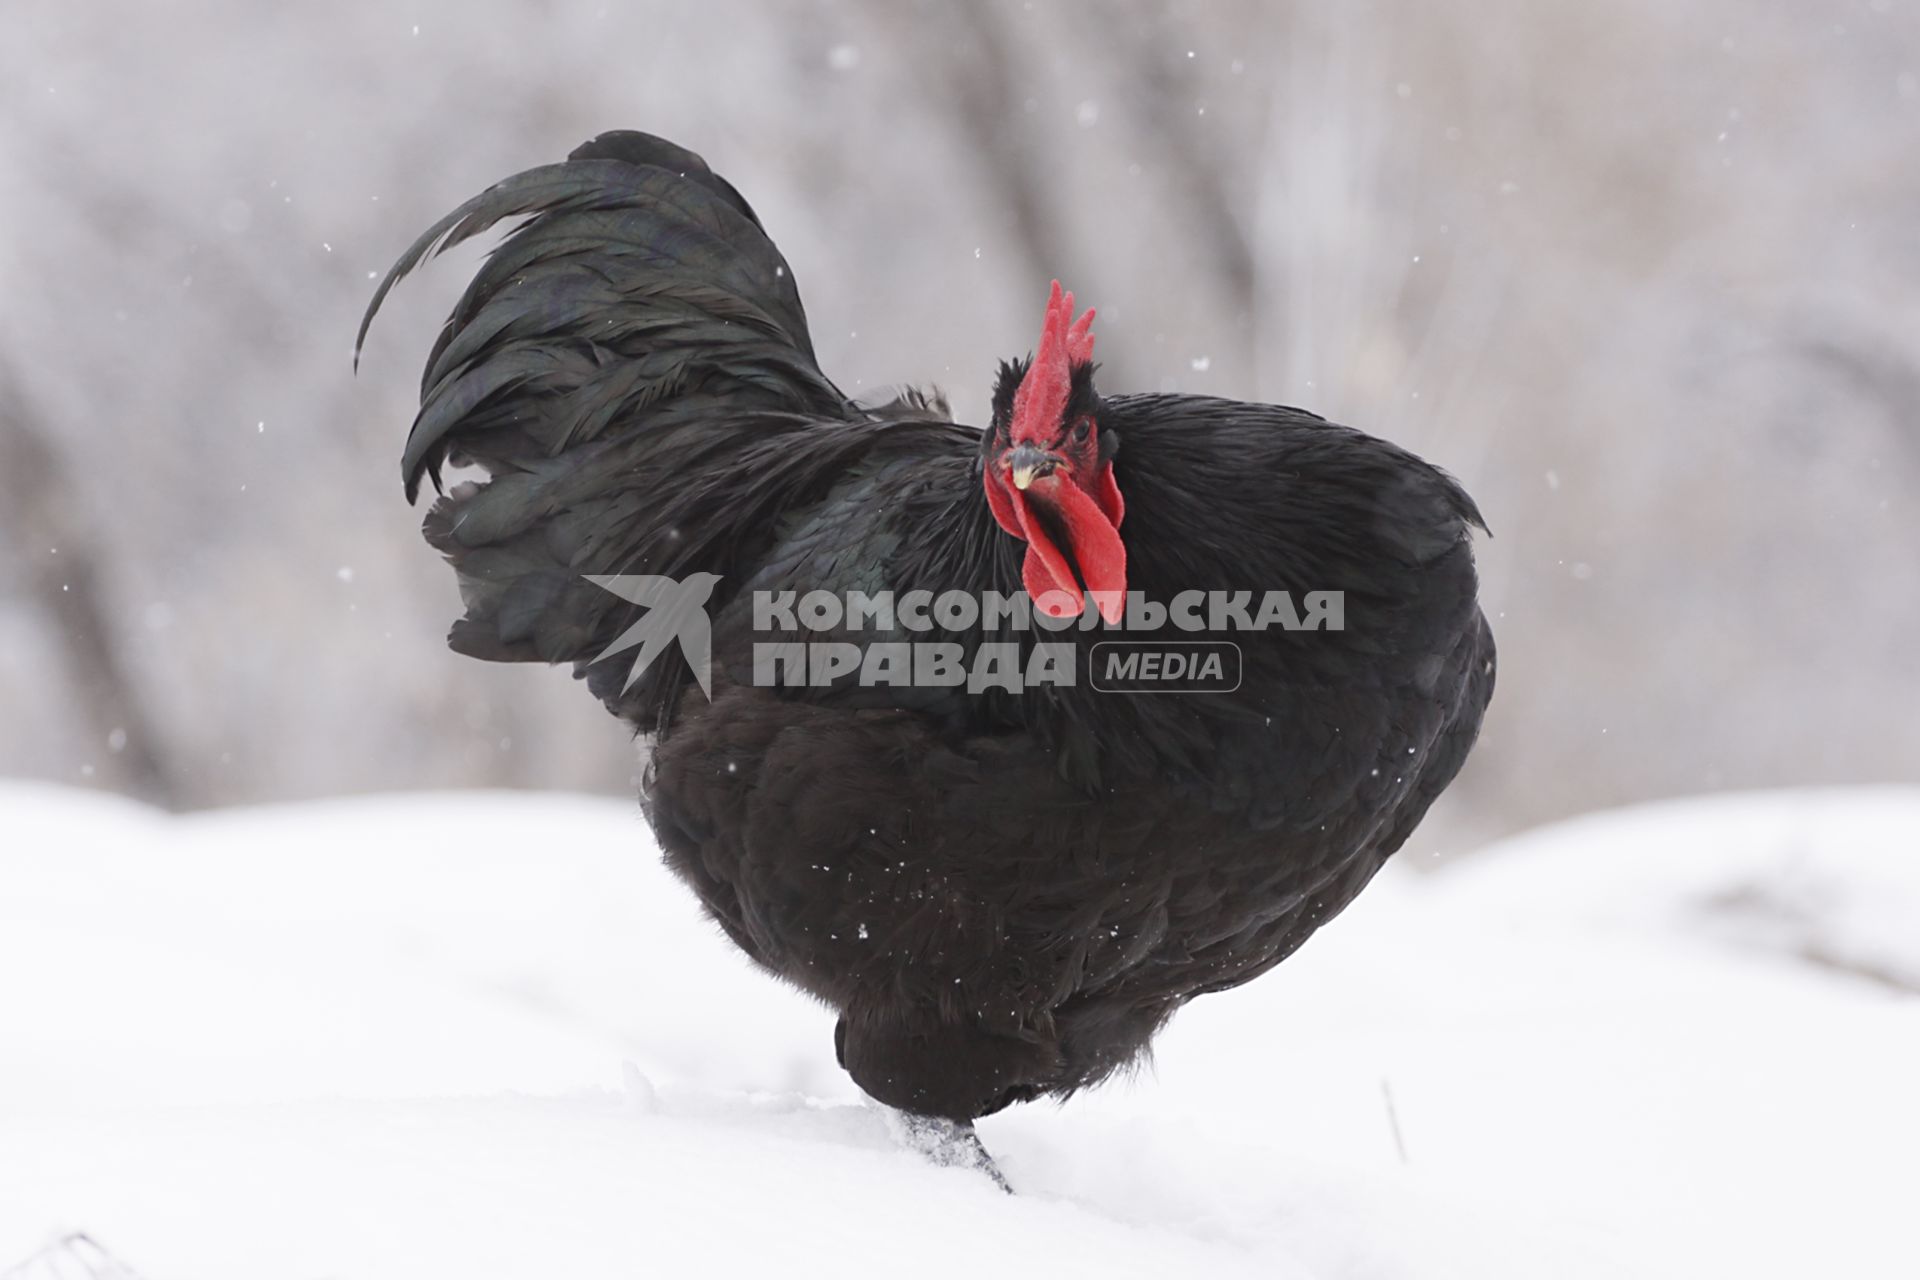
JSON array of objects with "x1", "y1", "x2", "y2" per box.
[
  {"x1": 858, "y1": 0, "x2": 1074, "y2": 288},
  {"x1": 0, "y1": 363, "x2": 180, "y2": 806},
  {"x1": 1096, "y1": 10, "x2": 1259, "y2": 335},
  {"x1": 1797, "y1": 335, "x2": 1920, "y2": 466}
]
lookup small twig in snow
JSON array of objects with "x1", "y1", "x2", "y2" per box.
[{"x1": 1381, "y1": 1077, "x2": 1410, "y2": 1165}]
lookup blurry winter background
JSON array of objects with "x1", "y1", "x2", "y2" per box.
[
  {"x1": 3, "y1": 0, "x2": 1916, "y2": 842},
  {"x1": 4, "y1": 3, "x2": 1918, "y2": 1278}
]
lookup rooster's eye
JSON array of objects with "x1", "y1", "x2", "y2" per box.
[{"x1": 1071, "y1": 416, "x2": 1092, "y2": 443}]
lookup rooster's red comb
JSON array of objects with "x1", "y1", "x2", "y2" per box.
[
  {"x1": 1011, "y1": 280, "x2": 1096, "y2": 444},
  {"x1": 1042, "y1": 278, "x2": 1096, "y2": 368}
]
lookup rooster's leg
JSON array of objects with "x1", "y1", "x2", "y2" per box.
[{"x1": 888, "y1": 1111, "x2": 1014, "y2": 1194}]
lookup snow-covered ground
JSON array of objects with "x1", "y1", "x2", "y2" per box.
[{"x1": 2, "y1": 783, "x2": 1915, "y2": 1280}]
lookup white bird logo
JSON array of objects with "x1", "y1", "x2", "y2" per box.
[{"x1": 584, "y1": 572, "x2": 723, "y2": 698}]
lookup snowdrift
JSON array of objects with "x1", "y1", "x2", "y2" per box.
[{"x1": 2, "y1": 784, "x2": 1914, "y2": 1279}]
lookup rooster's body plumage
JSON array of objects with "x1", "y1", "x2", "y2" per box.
[{"x1": 363, "y1": 131, "x2": 1495, "y2": 1127}]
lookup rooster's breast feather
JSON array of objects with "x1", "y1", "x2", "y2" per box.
[{"x1": 1080, "y1": 393, "x2": 1496, "y2": 838}]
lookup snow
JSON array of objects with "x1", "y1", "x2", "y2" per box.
[{"x1": 2, "y1": 784, "x2": 1915, "y2": 1279}]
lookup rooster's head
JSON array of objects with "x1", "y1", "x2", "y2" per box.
[{"x1": 983, "y1": 280, "x2": 1126, "y2": 623}]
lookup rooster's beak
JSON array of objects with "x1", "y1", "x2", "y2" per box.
[{"x1": 1005, "y1": 444, "x2": 1056, "y2": 491}]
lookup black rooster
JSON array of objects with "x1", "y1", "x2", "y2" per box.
[{"x1": 360, "y1": 131, "x2": 1494, "y2": 1185}]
